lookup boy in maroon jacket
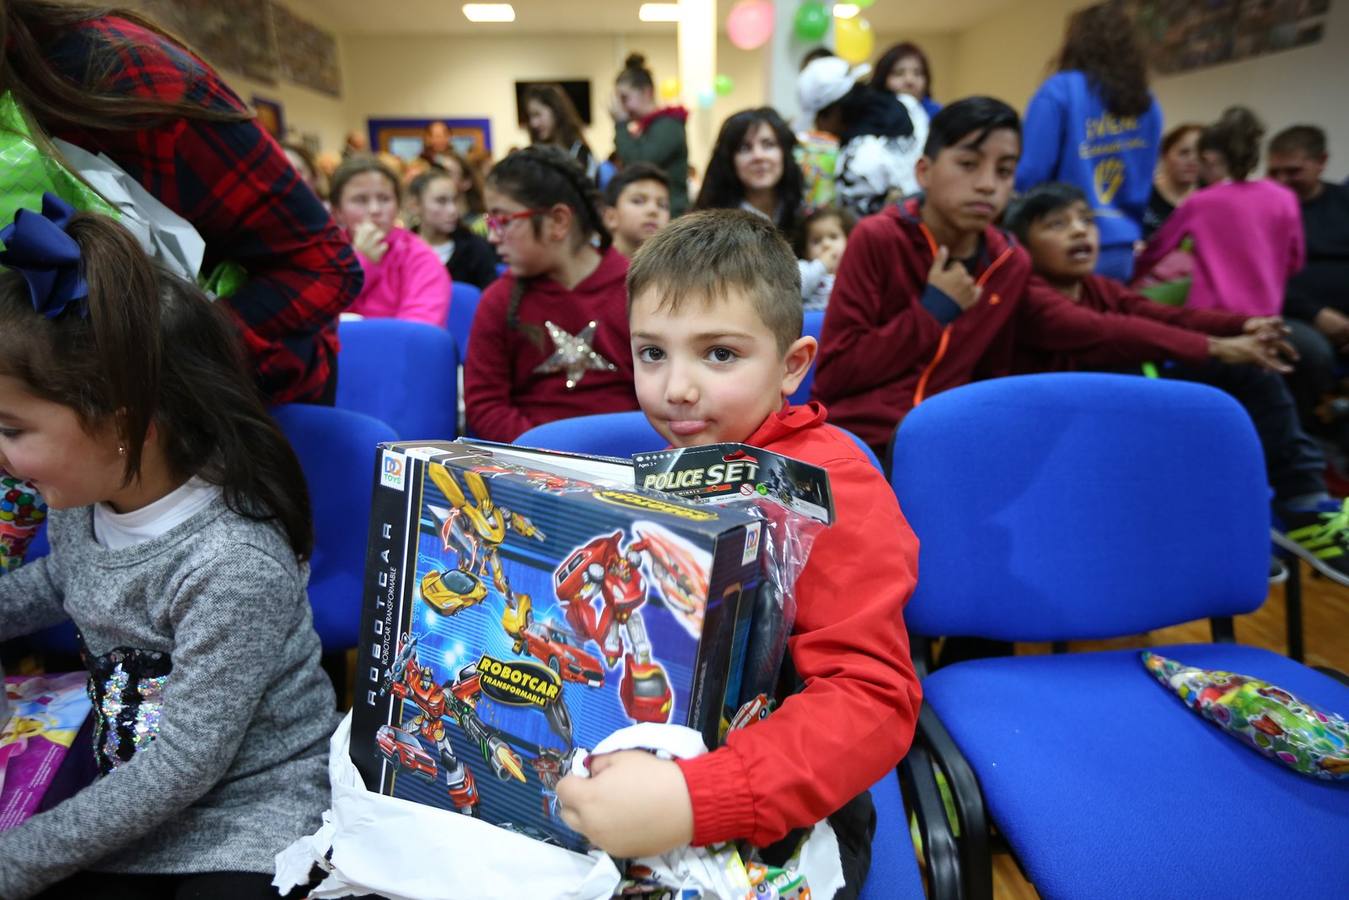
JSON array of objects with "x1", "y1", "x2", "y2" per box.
[
  {"x1": 813, "y1": 96, "x2": 1282, "y2": 455},
  {"x1": 555, "y1": 210, "x2": 921, "y2": 898},
  {"x1": 1007, "y1": 181, "x2": 1349, "y2": 585}
]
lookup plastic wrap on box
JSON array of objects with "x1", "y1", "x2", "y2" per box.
[{"x1": 0, "y1": 673, "x2": 92, "y2": 830}]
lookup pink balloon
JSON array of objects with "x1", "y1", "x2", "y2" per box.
[{"x1": 726, "y1": 0, "x2": 774, "y2": 51}]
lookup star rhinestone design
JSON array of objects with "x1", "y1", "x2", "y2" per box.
[{"x1": 533, "y1": 320, "x2": 617, "y2": 389}]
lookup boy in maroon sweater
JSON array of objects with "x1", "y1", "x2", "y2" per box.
[
  {"x1": 555, "y1": 210, "x2": 921, "y2": 898},
  {"x1": 813, "y1": 96, "x2": 1286, "y2": 455},
  {"x1": 1007, "y1": 181, "x2": 1349, "y2": 585}
]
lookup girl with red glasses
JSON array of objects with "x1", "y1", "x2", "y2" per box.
[{"x1": 464, "y1": 146, "x2": 639, "y2": 442}]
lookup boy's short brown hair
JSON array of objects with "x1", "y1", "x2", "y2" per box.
[{"x1": 627, "y1": 209, "x2": 802, "y2": 353}]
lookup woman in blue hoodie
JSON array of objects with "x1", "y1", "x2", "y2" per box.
[{"x1": 1016, "y1": 5, "x2": 1162, "y2": 281}]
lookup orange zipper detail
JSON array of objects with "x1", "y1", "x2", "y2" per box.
[{"x1": 911, "y1": 233, "x2": 1016, "y2": 409}]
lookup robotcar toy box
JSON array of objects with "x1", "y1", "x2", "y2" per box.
[{"x1": 349, "y1": 440, "x2": 762, "y2": 851}]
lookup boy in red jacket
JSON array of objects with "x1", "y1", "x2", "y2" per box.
[
  {"x1": 1006, "y1": 181, "x2": 1349, "y2": 586},
  {"x1": 555, "y1": 209, "x2": 921, "y2": 897}
]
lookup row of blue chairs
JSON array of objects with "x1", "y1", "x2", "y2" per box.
[{"x1": 26, "y1": 373, "x2": 1347, "y2": 896}]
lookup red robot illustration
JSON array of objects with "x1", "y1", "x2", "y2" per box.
[
  {"x1": 380, "y1": 634, "x2": 526, "y2": 815},
  {"x1": 553, "y1": 528, "x2": 682, "y2": 723}
]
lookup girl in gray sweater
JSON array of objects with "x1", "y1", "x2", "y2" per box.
[{"x1": 0, "y1": 196, "x2": 337, "y2": 898}]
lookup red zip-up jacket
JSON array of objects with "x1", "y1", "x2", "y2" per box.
[
  {"x1": 812, "y1": 199, "x2": 1031, "y2": 449},
  {"x1": 1013, "y1": 273, "x2": 1249, "y2": 373},
  {"x1": 675, "y1": 403, "x2": 921, "y2": 847}
]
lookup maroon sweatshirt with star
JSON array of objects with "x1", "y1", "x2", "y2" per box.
[{"x1": 464, "y1": 247, "x2": 639, "y2": 441}]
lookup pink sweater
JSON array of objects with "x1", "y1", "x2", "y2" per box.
[
  {"x1": 347, "y1": 226, "x2": 451, "y2": 325},
  {"x1": 1135, "y1": 179, "x2": 1304, "y2": 317}
]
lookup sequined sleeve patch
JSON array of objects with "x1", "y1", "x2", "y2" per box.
[{"x1": 80, "y1": 637, "x2": 173, "y2": 774}]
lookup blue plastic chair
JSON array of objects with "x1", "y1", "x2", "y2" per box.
[
  {"x1": 890, "y1": 373, "x2": 1349, "y2": 899},
  {"x1": 272, "y1": 404, "x2": 397, "y2": 654},
  {"x1": 336, "y1": 319, "x2": 458, "y2": 441},
  {"x1": 495, "y1": 261, "x2": 509, "y2": 278},
  {"x1": 515, "y1": 411, "x2": 667, "y2": 457},
  {"x1": 447, "y1": 281, "x2": 482, "y2": 363},
  {"x1": 860, "y1": 767, "x2": 930, "y2": 899},
  {"x1": 789, "y1": 309, "x2": 826, "y2": 406}
]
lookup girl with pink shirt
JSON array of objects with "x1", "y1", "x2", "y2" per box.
[
  {"x1": 1135, "y1": 107, "x2": 1304, "y2": 317},
  {"x1": 330, "y1": 155, "x2": 450, "y2": 325}
]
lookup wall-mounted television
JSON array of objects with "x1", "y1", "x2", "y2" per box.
[{"x1": 514, "y1": 80, "x2": 593, "y2": 127}]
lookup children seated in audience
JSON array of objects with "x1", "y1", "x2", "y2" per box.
[
  {"x1": 1135, "y1": 107, "x2": 1304, "y2": 318},
  {"x1": 463, "y1": 146, "x2": 638, "y2": 441},
  {"x1": 1268, "y1": 126, "x2": 1349, "y2": 432},
  {"x1": 0, "y1": 202, "x2": 334, "y2": 897},
  {"x1": 796, "y1": 206, "x2": 854, "y2": 310},
  {"x1": 408, "y1": 168, "x2": 500, "y2": 290},
  {"x1": 814, "y1": 97, "x2": 1207, "y2": 454},
  {"x1": 441, "y1": 148, "x2": 491, "y2": 237},
  {"x1": 1016, "y1": 5, "x2": 1162, "y2": 281},
  {"x1": 696, "y1": 108, "x2": 804, "y2": 239},
  {"x1": 601, "y1": 162, "x2": 671, "y2": 259},
  {"x1": 1006, "y1": 182, "x2": 1349, "y2": 581},
  {"x1": 556, "y1": 209, "x2": 920, "y2": 898},
  {"x1": 329, "y1": 155, "x2": 450, "y2": 326}
]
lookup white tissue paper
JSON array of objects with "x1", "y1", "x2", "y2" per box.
[
  {"x1": 276, "y1": 715, "x2": 838, "y2": 899},
  {"x1": 52, "y1": 139, "x2": 206, "y2": 285}
]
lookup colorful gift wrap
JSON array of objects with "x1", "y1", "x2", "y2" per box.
[
  {"x1": 1142, "y1": 651, "x2": 1349, "y2": 780},
  {"x1": 0, "y1": 473, "x2": 47, "y2": 574},
  {"x1": 0, "y1": 672, "x2": 93, "y2": 830}
]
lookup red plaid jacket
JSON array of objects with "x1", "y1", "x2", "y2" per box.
[{"x1": 41, "y1": 16, "x2": 362, "y2": 403}]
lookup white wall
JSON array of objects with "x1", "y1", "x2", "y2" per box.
[
  {"x1": 341, "y1": 31, "x2": 763, "y2": 170},
  {"x1": 1150, "y1": 1, "x2": 1349, "y2": 181}
]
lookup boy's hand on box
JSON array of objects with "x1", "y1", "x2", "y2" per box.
[
  {"x1": 928, "y1": 246, "x2": 982, "y2": 310},
  {"x1": 555, "y1": 750, "x2": 693, "y2": 857}
]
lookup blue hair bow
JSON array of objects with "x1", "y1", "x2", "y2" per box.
[{"x1": 0, "y1": 192, "x2": 89, "y2": 319}]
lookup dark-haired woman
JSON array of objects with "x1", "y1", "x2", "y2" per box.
[
  {"x1": 696, "y1": 108, "x2": 804, "y2": 239},
  {"x1": 1136, "y1": 107, "x2": 1304, "y2": 317},
  {"x1": 525, "y1": 83, "x2": 598, "y2": 182},
  {"x1": 870, "y1": 41, "x2": 941, "y2": 119},
  {"x1": 2, "y1": 0, "x2": 361, "y2": 405},
  {"x1": 1015, "y1": 4, "x2": 1163, "y2": 281},
  {"x1": 611, "y1": 53, "x2": 689, "y2": 215}
]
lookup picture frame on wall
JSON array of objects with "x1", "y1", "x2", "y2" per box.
[
  {"x1": 251, "y1": 96, "x2": 285, "y2": 139},
  {"x1": 367, "y1": 118, "x2": 493, "y2": 161}
]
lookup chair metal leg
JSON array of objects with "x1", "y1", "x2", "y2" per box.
[
  {"x1": 1284, "y1": 557, "x2": 1305, "y2": 663},
  {"x1": 917, "y1": 703, "x2": 993, "y2": 900},
  {"x1": 900, "y1": 746, "x2": 962, "y2": 900}
]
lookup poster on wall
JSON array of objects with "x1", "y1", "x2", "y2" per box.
[
  {"x1": 1110, "y1": 0, "x2": 1330, "y2": 75},
  {"x1": 140, "y1": 0, "x2": 279, "y2": 84},
  {"x1": 272, "y1": 2, "x2": 343, "y2": 97}
]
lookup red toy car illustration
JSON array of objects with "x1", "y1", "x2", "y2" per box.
[
  {"x1": 515, "y1": 620, "x2": 605, "y2": 687},
  {"x1": 620, "y1": 652, "x2": 673, "y2": 723},
  {"x1": 375, "y1": 724, "x2": 438, "y2": 781}
]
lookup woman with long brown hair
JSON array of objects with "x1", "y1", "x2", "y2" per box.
[
  {"x1": 0, "y1": 0, "x2": 361, "y2": 405},
  {"x1": 1015, "y1": 4, "x2": 1162, "y2": 281},
  {"x1": 524, "y1": 83, "x2": 597, "y2": 182}
]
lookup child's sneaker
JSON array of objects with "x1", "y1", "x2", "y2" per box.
[{"x1": 1272, "y1": 499, "x2": 1349, "y2": 587}]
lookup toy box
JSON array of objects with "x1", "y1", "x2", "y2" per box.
[
  {"x1": 1, "y1": 672, "x2": 93, "y2": 831},
  {"x1": 349, "y1": 440, "x2": 763, "y2": 852}
]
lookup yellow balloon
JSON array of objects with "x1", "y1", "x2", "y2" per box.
[
  {"x1": 834, "y1": 15, "x2": 875, "y2": 65},
  {"x1": 659, "y1": 77, "x2": 681, "y2": 101}
]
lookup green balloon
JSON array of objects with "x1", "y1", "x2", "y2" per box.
[
  {"x1": 714, "y1": 74, "x2": 735, "y2": 96},
  {"x1": 856, "y1": 0, "x2": 876, "y2": 7},
  {"x1": 794, "y1": 1, "x2": 829, "y2": 42}
]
